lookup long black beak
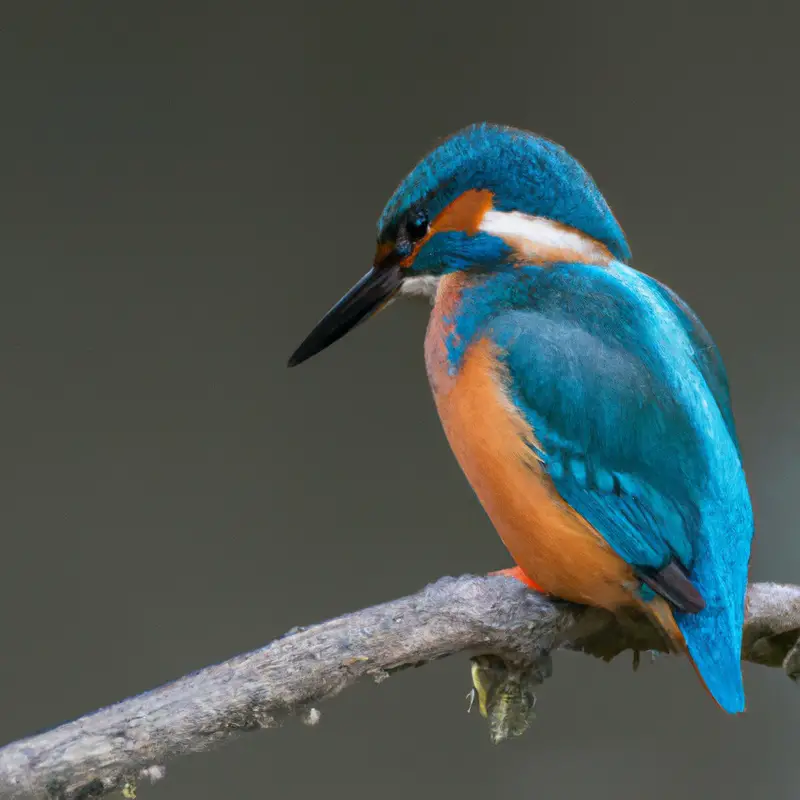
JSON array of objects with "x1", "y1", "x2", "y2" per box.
[{"x1": 287, "y1": 264, "x2": 403, "y2": 367}]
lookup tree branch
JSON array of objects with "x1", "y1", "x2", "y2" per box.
[{"x1": 1, "y1": 577, "x2": 798, "y2": 799}]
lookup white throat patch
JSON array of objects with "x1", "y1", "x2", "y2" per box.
[{"x1": 399, "y1": 274, "x2": 440, "y2": 303}]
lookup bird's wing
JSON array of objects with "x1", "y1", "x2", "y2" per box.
[
  {"x1": 647, "y1": 278, "x2": 740, "y2": 456},
  {"x1": 489, "y1": 306, "x2": 713, "y2": 610}
]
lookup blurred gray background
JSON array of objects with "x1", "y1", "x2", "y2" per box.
[{"x1": 1, "y1": 3, "x2": 798, "y2": 798}]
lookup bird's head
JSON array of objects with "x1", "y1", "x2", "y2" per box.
[{"x1": 288, "y1": 123, "x2": 630, "y2": 367}]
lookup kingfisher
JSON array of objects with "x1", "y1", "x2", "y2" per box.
[{"x1": 288, "y1": 123, "x2": 754, "y2": 714}]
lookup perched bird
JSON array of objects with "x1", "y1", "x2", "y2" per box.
[{"x1": 288, "y1": 123, "x2": 754, "y2": 714}]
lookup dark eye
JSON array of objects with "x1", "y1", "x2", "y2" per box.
[{"x1": 405, "y1": 209, "x2": 429, "y2": 242}]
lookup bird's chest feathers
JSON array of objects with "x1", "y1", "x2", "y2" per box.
[
  {"x1": 424, "y1": 274, "x2": 539, "y2": 451},
  {"x1": 423, "y1": 274, "x2": 635, "y2": 608},
  {"x1": 424, "y1": 275, "x2": 535, "y2": 490},
  {"x1": 424, "y1": 273, "x2": 502, "y2": 394},
  {"x1": 425, "y1": 293, "x2": 546, "y2": 536}
]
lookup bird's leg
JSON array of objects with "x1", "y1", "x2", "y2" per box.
[
  {"x1": 489, "y1": 565, "x2": 545, "y2": 593},
  {"x1": 468, "y1": 653, "x2": 552, "y2": 744},
  {"x1": 466, "y1": 566, "x2": 552, "y2": 743}
]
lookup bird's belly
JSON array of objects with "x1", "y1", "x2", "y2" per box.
[{"x1": 425, "y1": 317, "x2": 635, "y2": 611}]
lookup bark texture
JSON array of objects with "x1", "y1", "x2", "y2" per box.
[{"x1": 1, "y1": 576, "x2": 798, "y2": 799}]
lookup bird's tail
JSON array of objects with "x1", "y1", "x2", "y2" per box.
[
  {"x1": 642, "y1": 510, "x2": 750, "y2": 715},
  {"x1": 675, "y1": 599, "x2": 746, "y2": 714},
  {"x1": 682, "y1": 503, "x2": 752, "y2": 714},
  {"x1": 641, "y1": 594, "x2": 745, "y2": 713}
]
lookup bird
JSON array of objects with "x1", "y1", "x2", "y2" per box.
[{"x1": 287, "y1": 123, "x2": 754, "y2": 714}]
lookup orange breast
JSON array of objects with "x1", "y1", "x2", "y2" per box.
[{"x1": 424, "y1": 274, "x2": 639, "y2": 612}]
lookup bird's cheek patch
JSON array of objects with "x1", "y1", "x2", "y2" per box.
[{"x1": 432, "y1": 189, "x2": 495, "y2": 236}]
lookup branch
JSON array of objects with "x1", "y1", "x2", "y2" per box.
[{"x1": 1, "y1": 577, "x2": 798, "y2": 799}]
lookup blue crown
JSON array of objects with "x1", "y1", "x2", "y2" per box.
[{"x1": 378, "y1": 123, "x2": 631, "y2": 263}]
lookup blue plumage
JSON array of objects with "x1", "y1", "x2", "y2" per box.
[{"x1": 447, "y1": 262, "x2": 753, "y2": 712}]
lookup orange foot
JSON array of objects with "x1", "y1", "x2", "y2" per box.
[{"x1": 489, "y1": 566, "x2": 545, "y2": 593}]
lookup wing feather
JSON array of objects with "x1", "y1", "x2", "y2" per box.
[{"x1": 490, "y1": 307, "x2": 703, "y2": 586}]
